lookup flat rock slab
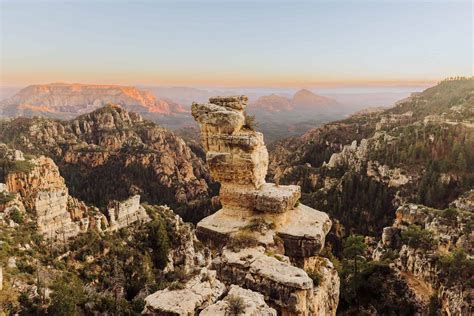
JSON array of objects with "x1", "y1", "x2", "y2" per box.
[
  {"x1": 196, "y1": 204, "x2": 331, "y2": 258},
  {"x1": 201, "y1": 285, "x2": 276, "y2": 316},
  {"x1": 220, "y1": 183, "x2": 301, "y2": 213},
  {"x1": 143, "y1": 270, "x2": 226, "y2": 315},
  {"x1": 214, "y1": 247, "x2": 313, "y2": 313}
]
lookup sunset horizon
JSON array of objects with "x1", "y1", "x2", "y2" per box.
[{"x1": 2, "y1": 1, "x2": 472, "y2": 88}]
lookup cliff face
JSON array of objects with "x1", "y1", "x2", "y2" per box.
[
  {"x1": 144, "y1": 96, "x2": 339, "y2": 315},
  {"x1": 373, "y1": 202, "x2": 473, "y2": 315},
  {"x1": 0, "y1": 105, "x2": 215, "y2": 221},
  {"x1": 0, "y1": 83, "x2": 185, "y2": 117},
  {"x1": 1, "y1": 147, "x2": 83, "y2": 239}
]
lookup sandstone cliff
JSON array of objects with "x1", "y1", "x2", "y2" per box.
[
  {"x1": 1, "y1": 145, "x2": 83, "y2": 239},
  {"x1": 373, "y1": 202, "x2": 473, "y2": 315}
]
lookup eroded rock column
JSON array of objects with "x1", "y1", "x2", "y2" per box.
[{"x1": 192, "y1": 96, "x2": 339, "y2": 315}]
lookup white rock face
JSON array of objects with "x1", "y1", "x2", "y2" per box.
[
  {"x1": 201, "y1": 285, "x2": 277, "y2": 316},
  {"x1": 374, "y1": 203, "x2": 473, "y2": 315},
  {"x1": 106, "y1": 195, "x2": 150, "y2": 231},
  {"x1": 143, "y1": 269, "x2": 226, "y2": 315},
  {"x1": 450, "y1": 189, "x2": 474, "y2": 212},
  {"x1": 5, "y1": 155, "x2": 82, "y2": 240}
]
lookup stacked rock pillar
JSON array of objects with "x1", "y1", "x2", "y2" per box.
[{"x1": 192, "y1": 96, "x2": 339, "y2": 315}]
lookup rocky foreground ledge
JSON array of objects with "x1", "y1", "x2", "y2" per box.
[{"x1": 143, "y1": 96, "x2": 339, "y2": 315}]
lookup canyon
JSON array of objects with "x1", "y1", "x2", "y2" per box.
[{"x1": 0, "y1": 78, "x2": 472, "y2": 315}]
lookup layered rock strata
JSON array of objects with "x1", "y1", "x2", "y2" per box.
[
  {"x1": 4, "y1": 155, "x2": 83, "y2": 239},
  {"x1": 374, "y1": 203, "x2": 473, "y2": 315},
  {"x1": 107, "y1": 195, "x2": 150, "y2": 231},
  {"x1": 142, "y1": 269, "x2": 226, "y2": 315},
  {"x1": 201, "y1": 284, "x2": 276, "y2": 316},
  {"x1": 190, "y1": 96, "x2": 339, "y2": 315}
]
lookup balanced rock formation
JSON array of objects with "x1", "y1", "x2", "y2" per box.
[{"x1": 191, "y1": 96, "x2": 339, "y2": 315}]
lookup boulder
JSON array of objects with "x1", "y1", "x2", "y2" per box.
[
  {"x1": 143, "y1": 269, "x2": 225, "y2": 315},
  {"x1": 214, "y1": 247, "x2": 313, "y2": 314},
  {"x1": 220, "y1": 183, "x2": 300, "y2": 213},
  {"x1": 201, "y1": 285, "x2": 276, "y2": 316}
]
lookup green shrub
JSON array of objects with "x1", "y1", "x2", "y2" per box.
[
  {"x1": 306, "y1": 268, "x2": 323, "y2": 286},
  {"x1": 226, "y1": 294, "x2": 246, "y2": 315},
  {"x1": 401, "y1": 225, "x2": 434, "y2": 250},
  {"x1": 168, "y1": 281, "x2": 186, "y2": 290},
  {"x1": 229, "y1": 231, "x2": 259, "y2": 251},
  {"x1": 243, "y1": 218, "x2": 275, "y2": 233},
  {"x1": 427, "y1": 295, "x2": 440, "y2": 316},
  {"x1": 243, "y1": 112, "x2": 258, "y2": 131},
  {"x1": 438, "y1": 248, "x2": 474, "y2": 286},
  {"x1": 146, "y1": 218, "x2": 170, "y2": 269},
  {"x1": 441, "y1": 208, "x2": 458, "y2": 221},
  {"x1": 9, "y1": 208, "x2": 24, "y2": 224},
  {"x1": 49, "y1": 275, "x2": 86, "y2": 316},
  {"x1": 0, "y1": 191, "x2": 15, "y2": 204}
]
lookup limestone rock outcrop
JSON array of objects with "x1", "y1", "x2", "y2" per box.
[
  {"x1": 190, "y1": 96, "x2": 339, "y2": 315},
  {"x1": 107, "y1": 195, "x2": 150, "y2": 231},
  {"x1": 201, "y1": 285, "x2": 276, "y2": 316},
  {"x1": 143, "y1": 269, "x2": 226, "y2": 315},
  {"x1": 4, "y1": 154, "x2": 83, "y2": 239},
  {"x1": 373, "y1": 203, "x2": 473, "y2": 315}
]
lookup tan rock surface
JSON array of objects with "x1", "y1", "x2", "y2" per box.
[
  {"x1": 5, "y1": 155, "x2": 82, "y2": 239},
  {"x1": 220, "y1": 183, "x2": 300, "y2": 213},
  {"x1": 201, "y1": 285, "x2": 276, "y2": 316},
  {"x1": 191, "y1": 96, "x2": 338, "y2": 315},
  {"x1": 196, "y1": 204, "x2": 331, "y2": 257},
  {"x1": 143, "y1": 269, "x2": 225, "y2": 315}
]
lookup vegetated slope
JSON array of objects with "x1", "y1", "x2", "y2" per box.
[
  {"x1": 0, "y1": 104, "x2": 217, "y2": 222},
  {"x1": 269, "y1": 78, "x2": 473, "y2": 315},
  {"x1": 269, "y1": 77, "x2": 474, "y2": 238}
]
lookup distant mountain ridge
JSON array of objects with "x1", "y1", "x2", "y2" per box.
[
  {"x1": 250, "y1": 89, "x2": 338, "y2": 112},
  {"x1": 0, "y1": 83, "x2": 185, "y2": 117}
]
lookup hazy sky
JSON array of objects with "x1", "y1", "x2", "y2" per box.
[{"x1": 1, "y1": 0, "x2": 472, "y2": 87}]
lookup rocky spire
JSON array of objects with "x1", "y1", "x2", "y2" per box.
[{"x1": 190, "y1": 96, "x2": 339, "y2": 315}]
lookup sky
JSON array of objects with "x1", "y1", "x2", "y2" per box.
[{"x1": 0, "y1": 0, "x2": 472, "y2": 88}]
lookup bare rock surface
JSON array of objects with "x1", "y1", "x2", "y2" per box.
[
  {"x1": 107, "y1": 194, "x2": 150, "y2": 231},
  {"x1": 220, "y1": 183, "x2": 301, "y2": 213},
  {"x1": 4, "y1": 154, "x2": 83, "y2": 239},
  {"x1": 143, "y1": 269, "x2": 225, "y2": 315},
  {"x1": 201, "y1": 285, "x2": 276, "y2": 316}
]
